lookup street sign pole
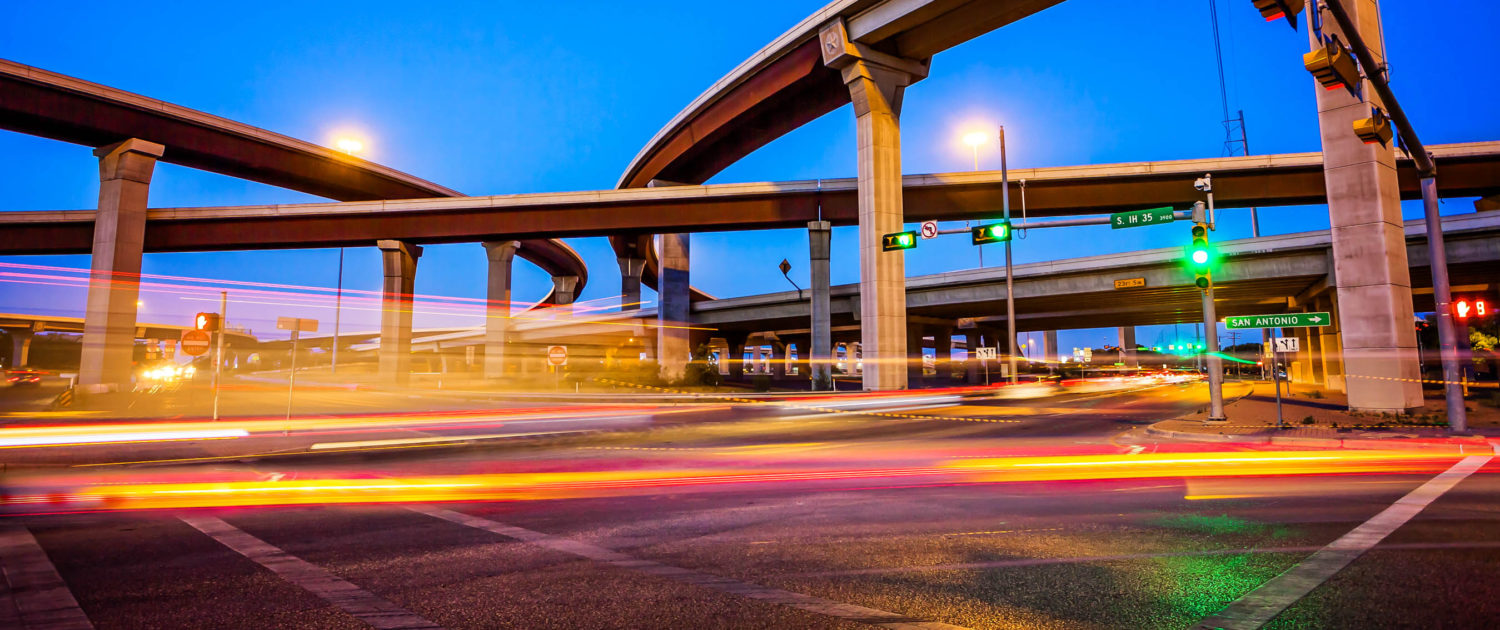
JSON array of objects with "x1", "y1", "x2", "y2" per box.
[
  {"x1": 213, "y1": 291, "x2": 226, "y2": 421},
  {"x1": 1273, "y1": 346, "x2": 1284, "y2": 429},
  {"x1": 1202, "y1": 281, "x2": 1226, "y2": 423}
]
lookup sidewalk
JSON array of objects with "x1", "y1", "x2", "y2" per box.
[{"x1": 1148, "y1": 381, "x2": 1500, "y2": 451}]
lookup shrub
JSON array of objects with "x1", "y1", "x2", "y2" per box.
[{"x1": 1301, "y1": 416, "x2": 1315, "y2": 425}]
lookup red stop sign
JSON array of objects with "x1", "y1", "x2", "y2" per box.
[{"x1": 181, "y1": 330, "x2": 211, "y2": 356}]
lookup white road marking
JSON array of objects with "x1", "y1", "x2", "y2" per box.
[
  {"x1": 0, "y1": 525, "x2": 93, "y2": 629},
  {"x1": 181, "y1": 515, "x2": 442, "y2": 629},
  {"x1": 1197, "y1": 454, "x2": 1492, "y2": 630},
  {"x1": 413, "y1": 507, "x2": 970, "y2": 630},
  {"x1": 308, "y1": 430, "x2": 583, "y2": 450}
]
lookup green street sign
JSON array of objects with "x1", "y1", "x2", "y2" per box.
[
  {"x1": 1224, "y1": 312, "x2": 1332, "y2": 329},
  {"x1": 1110, "y1": 207, "x2": 1175, "y2": 229}
]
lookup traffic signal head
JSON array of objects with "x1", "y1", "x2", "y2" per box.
[
  {"x1": 1303, "y1": 35, "x2": 1360, "y2": 96},
  {"x1": 1353, "y1": 108, "x2": 1394, "y2": 146},
  {"x1": 1189, "y1": 224, "x2": 1212, "y2": 289},
  {"x1": 1252, "y1": 0, "x2": 1304, "y2": 29},
  {"x1": 194, "y1": 312, "x2": 221, "y2": 332},
  {"x1": 971, "y1": 221, "x2": 1012, "y2": 245},
  {"x1": 882, "y1": 231, "x2": 918, "y2": 252},
  {"x1": 1455, "y1": 297, "x2": 1489, "y2": 321}
]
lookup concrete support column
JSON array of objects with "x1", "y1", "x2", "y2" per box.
[
  {"x1": 769, "y1": 338, "x2": 787, "y2": 378},
  {"x1": 933, "y1": 329, "x2": 952, "y2": 381},
  {"x1": 78, "y1": 139, "x2": 164, "y2": 388},
  {"x1": 550, "y1": 275, "x2": 579, "y2": 313},
  {"x1": 965, "y1": 334, "x2": 981, "y2": 385},
  {"x1": 9, "y1": 329, "x2": 33, "y2": 368},
  {"x1": 1318, "y1": 294, "x2": 1345, "y2": 391},
  {"x1": 820, "y1": 18, "x2": 927, "y2": 391},
  {"x1": 656, "y1": 233, "x2": 691, "y2": 383},
  {"x1": 377, "y1": 240, "x2": 422, "y2": 384},
  {"x1": 808, "y1": 220, "x2": 833, "y2": 389},
  {"x1": 482, "y1": 241, "x2": 521, "y2": 379},
  {"x1": 724, "y1": 332, "x2": 748, "y2": 381},
  {"x1": 1118, "y1": 327, "x2": 1138, "y2": 369},
  {"x1": 1043, "y1": 331, "x2": 1059, "y2": 369},
  {"x1": 906, "y1": 325, "x2": 926, "y2": 386},
  {"x1": 617, "y1": 256, "x2": 645, "y2": 310},
  {"x1": 1312, "y1": 0, "x2": 1421, "y2": 411}
]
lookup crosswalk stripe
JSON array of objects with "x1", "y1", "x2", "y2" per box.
[
  {"x1": 0, "y1": 525, "x2": 93, "y2": 629},
  {"x1": 1196, "y1": 454, "x2": 1493, "y2": 629},
  {"x1": 181, "y1": 515, "x2": 443, "y2": 629}
]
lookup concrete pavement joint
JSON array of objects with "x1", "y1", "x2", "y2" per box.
[
  {"x1": 180, "y1": 515, "x2": 443, "y2": 630},
  {"x1": 412, "y1": 506, "x2": 971, "y2": 630},
  {"x1": 1196, "y1": 454, "x2": 1493, "y2": 630},
  {"x1": 0, "y1": 525, "x2": 93, "y2": 630}
]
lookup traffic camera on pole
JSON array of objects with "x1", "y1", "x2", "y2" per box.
[
  {"x1": 1252, "y1": 0, "x2": 1304, "y2": 30},
  {"x1": 194, "y1": 312, "x2": 221, "y2": 332},
  {"x1": 1353, "y1": 107, "x2": 1394, "y2": 146},
  {"x1": 1304, "y1": 34, "x2": 1361, "y2": 98}
]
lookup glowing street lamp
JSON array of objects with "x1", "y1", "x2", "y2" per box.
[
  {"x1": 962, "y1": 131, "x2": 988, "y2": 171},
  {"x1": 335, "y1": 138, "x2": 364, "y2": 155}
]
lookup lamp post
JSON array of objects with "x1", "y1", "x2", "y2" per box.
[{"x1": 1000, "y1": 126, "x2": 1017, "y2": 384}]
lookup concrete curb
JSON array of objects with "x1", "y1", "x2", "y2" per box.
[{"x1": 1144, "y1": 423, "x2": 1500, "y2": 454}]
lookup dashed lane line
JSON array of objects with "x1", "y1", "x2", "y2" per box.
[
  {"x1": 180, "y1": 515, "x2": 443, "y2": 630},
  {"x1": 412, "y1": 506, "x2": 971, "y2": 630},
  {"x1": 1196, "y1": 454, "x2": 1494, "y2": 630},
  {"x1": 0, "y1": 525, "x2": 93, "y2": 629}
]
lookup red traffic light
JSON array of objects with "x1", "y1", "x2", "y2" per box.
[{"x1": 1252, "y1": 0, "x2": 1304, "y2": 29}]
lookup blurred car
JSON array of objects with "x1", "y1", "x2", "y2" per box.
[{"x1": 6, "y1": 369, "x2": 43, "y2": 386}]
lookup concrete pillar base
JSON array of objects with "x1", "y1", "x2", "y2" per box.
[
  {"x1": 79, "y1": 138, "x2": 165, "y2": 387},
  {"x1": 378, "y1": 240, "x2": 422, "y2": 384}
]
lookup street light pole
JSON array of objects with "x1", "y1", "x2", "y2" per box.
[
  {"x1": 331, "y1": 247, "x2": 343, "y2": 375},
  {"x1": 1000, "y1": 126, "x2": 1017, "y2": 384}
]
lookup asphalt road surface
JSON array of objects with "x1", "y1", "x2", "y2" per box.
[{"x1": 3, "y1": 383, "x2": 1497, "y2": 629}]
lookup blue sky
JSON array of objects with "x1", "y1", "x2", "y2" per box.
[{"x1": 2, "y1": 0, "x2": 1496, "y2": 351}]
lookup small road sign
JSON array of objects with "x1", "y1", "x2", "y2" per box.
[
  {"x1": 547, "y1": 345, "x2": 568, "y2": 367},
  {"x1": 180, "y1": 329, "x2": 211, "y2": 356},
  {"x1": 1110, "y1": 207, "x2": 1174, "y2": 229},
  {"x1": 778, "y1": 259, "x2": 791, "y2": 275},
  {"x1": 920, "y1": 220, "x2": 938, "y2": 239},
  {"x1": 1273, "y1": 337, "x2": 1300, "y2": 353},
  {"x1": 277, "y1": 317, "x2": 319, "y2": 332},
  {"x1": 1224, "y1": 312, "x2": 1331, "y2": 329},
  {"x1": 975, "y1": 347, "x2": 998, "y2": 360},
  {"x1": 1114, "y1": 277, "x2": 1146, "y2": 289}
]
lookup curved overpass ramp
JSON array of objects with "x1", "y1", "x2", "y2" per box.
[
  {"x1": 615, "y1": 0, "x2": 1062, "y2": 297},
  {"x1": 0, "y1": 59, "x2": 587, "y2": 295}
]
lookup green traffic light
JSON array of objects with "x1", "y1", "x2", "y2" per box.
[
  {"x1": 971, "y1": 221, "x2": 1012, "y2": 245},
  {"x1": 1191, "y1": 249, "x2": 1209, "y2": 265}
]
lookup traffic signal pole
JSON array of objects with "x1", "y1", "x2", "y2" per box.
[
  {"x1": 1202, "y1": 282, "x2": 1227, "y2": 422},
  {"x1": 212, "y1": 290, "x2": 226, "y2": 421},
  {"x1": 1319, "y1": 0, "x2": 1466, "y2": 432}
]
